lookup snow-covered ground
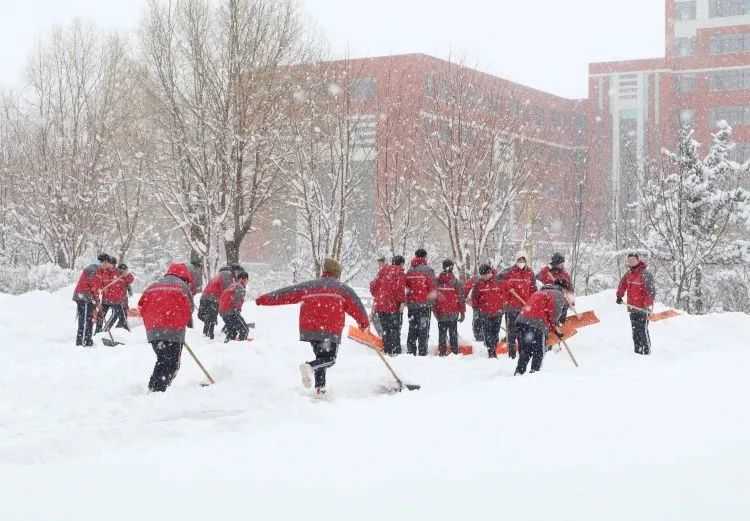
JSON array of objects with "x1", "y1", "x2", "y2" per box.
[{"x1": 2, "y1": 287, "x2": 749, "y2": 520}]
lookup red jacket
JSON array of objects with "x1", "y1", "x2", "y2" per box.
[
  {"x1": 96, "y1": 267, "x2": 118, "y2": 302},
  {"x1": 73, "y1": 264, "x2": 101, "y2": 303},
  {"x1": 517, "y1": 286, "x2": 567, "y2": 332},
  {"x1": 500, "y1": 265, "x2": 537, "y2": 310},
  {"x1": 138, "y1": 263, "x2": 194, "y2": 344},
  {"x1": 405, "y1": 257, "x2": 436, "y2": 308},
  {"x1": 219, "y1": 281, "x2": 246, "y2": 315},
  {"x1": 103, "y1": 272, "x2": 134, "y2": 305},
  {"x1": 256, "y1": 274, "x2": 370, "y2": 344},
  {"x1": 617, "y1": 262, "x2": 656, "y2": 310},
  {"x1": 370, "y1": 265, "x2": 406, "y2": 313},
  {"x1": 202, "y1": 267, "x2": 234, "y2": 303},
  {"x1": 536, "y1": 266, "x2": 572, "y2": 287},
  {"x1": 471, "y1": 274, "x2": 505, "y2": 317},
  {"x1": 434, "y1": 271, "x2": 466, "y2": 321}
]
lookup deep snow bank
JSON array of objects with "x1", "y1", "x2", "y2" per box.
[{"x1": 1, "y1": 288, "x2": 749, "y2": 521}]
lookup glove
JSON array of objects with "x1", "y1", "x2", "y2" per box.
[
  {"x1": 616, "y1": 297, "x2": 623, "y2": 305},
  {"x1": 459, "y1": 313, "x2": 465, "y2": 323}
]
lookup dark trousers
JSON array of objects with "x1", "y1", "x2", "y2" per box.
[
  {"x1": 309, "y1": 340, "x2": 339, "y2": 388},
  {"x1": 407, "y1": 307, "x2": 431, "y2": 356},
  {"x1": 149, "y1": 341, "x2": 183, "y2": 392},
  {"x1": 472, "y1": 308, "x2": 484, "y2": 341},
  {"x1": 505, "y1": 309, "x2": 521, "y2": 358},
  {"x1": 378, "y1": 312, "x2": 403, "y2": 355},
  {"x1": 515, "y1": 322, "x2": 546, "y2": 375},
  {"x1": 223, "y1": 311, "x2": 250, "y2": 341},
  {"x1": 482, "y1": 314, "x2": 502, "y2": 356},
  {"x1": 198, "y1": 299, "x2": 219, "y2": 339},
  {"x1": 437, "y1": 320, "x2": 459, "y2": 355},
  {"x1": 629, "y1": 311, "x2": 651, "y2": 355},
  {"x1": 75, "y1": 300, "x2": 95, "y2": 346},
  {"x1": 104, "y1": 304, "x2": 129, "y2": 332}
]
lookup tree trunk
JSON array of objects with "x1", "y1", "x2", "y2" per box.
[{"x1": 225, "y1": 239, "x2": 240, "y2": 265}]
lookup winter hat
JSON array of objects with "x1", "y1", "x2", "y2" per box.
[
  {"x1": 236, "y1": 271, "x2": 249, "y2": 281},
  {"x1": 118, "y1": 263, "x2": 128, "y2": 271},
  {"x1": 516, "y1": 252, "x2": 529, "y2": 263},
  {"x1": 230, "y1": 263, "x2": 244, "y2": 273},
  {"x1": 392, "y1": 255, "x2": 406, "y2": 266},
  {"x1": 415, "y1": 248, "x2": 428, "y2": 259},
  {"x1": 442, "y1": 259, "x2": 455, "y2": 271},
  {"x1": 627, "y1": 252, "x2": 640, "y2": 259},
  {"x1": 551, "y1": 253, "x2": 565, "y2": 266},
  {"x1": 97, "y1": 253, "x2": 111, "y2": 263},
  {"x1": 323, "y1": 258, "x2": 342, "y2": 278},
  {"x1": 478, "y1": 264, "x2": 493, "y2": 276},
  {"x1": 166, "y1": 262, "x2": 193, "y2": 285},
  {"x1": 377, "y1": 256, "x2": 386, "y2": 263},
  {"x1": 110, "y1": 257, "x2": 118, "y2": 266}
]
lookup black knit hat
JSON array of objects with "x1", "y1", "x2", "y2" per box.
[
  {"x1": 551, "y1": 253, "x2": 565, "y2": 266},
  {"x1": 415, "y1": 248, "x2": 428, "y2": 259},
  {"x1": 478, "y1": 264, "x2": 493, "y2": 275},
  {"x1": 118, "y1": 263, "x2": 128, "y2": 271},
  {"x1": 98, "y1": 253, "x2": 112, "y2": 264},
  {"x1": 236, "y1": 271, "x2": 249, "y2": 281},
  {"x1": 627, "y1": 252, "x2": 640, "y2": 259},
  {"x1": 392, "y1": 255, "x2": 406, "y2": 266},
  {"x1": 442, "y1": 259, "x2": 454, "y2": 271}
]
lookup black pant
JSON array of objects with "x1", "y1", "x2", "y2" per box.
[
  {"x1": 437, "y1": 320, "x2": 459, "y2": 355},
  {"x1": 407, "y1": 307, "x2": 431, "y2": 356},
  {"x1": 75, "y1": 300, "x2": 95, "y2": 346},
  {"x1": 223, "y1": 311, "x2": 250, "y2": 341},
  {"x1": 378, "y1": 312, "x2": 403, "y2": 355},
  {"x1": 482, "y1": 314, "x2": 502, "y2": 356},
  {"x1": 505, "y1": 309, "x2": 521, "y2": 358},
  {"x1": 309, "y1": 340, "x2": 339, "y2": 388},
  {"x1": 149, "y1": 341, "x2": 183, "y2": 392},
  {"x1": 629, "y1": 311, "x2": 651, "y2": 355},
  {"x1": 198, "y1": 299, "x2": 219, "y2": 339},
  {"x1": 104, "y1": 304, "x2": 129, "y2": 332},
  {"x1": 515, "y1": 322, "x2": 546, "y2": 375},
  {"x1": 472, "y1": 308, "x2": 484, "y2": 341}
]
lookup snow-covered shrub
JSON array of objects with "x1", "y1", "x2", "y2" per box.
[{"x1": 0, "y1": 263, "x2": 76, "y2": 295}]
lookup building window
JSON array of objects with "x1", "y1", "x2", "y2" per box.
[
  {"x1": 732, "y1": 143, "x2": 750, "y2": 162},
  {"x1": 674, "y1": 37, "x2": 696, "y2": 57},
  {"x1": 710, "y1": 33, "x2": 750, "y2": 54},
  {"x1": 712, "y1": 105, "x2": 750, "y2": 126},
  {"x1": 350, "y1": 77, "x2": 376, "y2": 100},
  {"x1": 680, "y1": 109, "x2": 696, "y2": 128},
  {"x1": 709, "y1": 68, "x2": 750, "y2": 90},
  {"x1": 675, "y1": 73, "x2": 697, "y2": 93},
  {"x1": 709, "y1": 0, "x2": 750, "y2": 17},
  {"x1": 676, "y1": 1, "x2": 697, "y2": 20}
]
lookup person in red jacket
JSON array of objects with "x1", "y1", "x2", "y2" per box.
[
  {"x1": 72, "y1": 253, "x2": 112, "y2": 347},
  {"x1": 465, "y1": 274, "x2": 484, "y2": 342},
  {"x1": 102, "y1": 263, "x2": 135, "y2": 332},
  {"x1": 198, "y1": 264, "x2": 237, "y2": 339},
  {"x1": 434, "y1": 260, "x2": 466, "y2": 356},
  {"x1": 536, "y1": 253, "x2": 572, "y2": 288},
  {"x1": 405, "y1": 249, "x2": 437, "y2": 356},
  {"x1": 515, "y1": 279, "x2": 575, "y2": 375},
  {"x1": 369, "y1": 256, "x2": 387, "y2": 338},
  {"x1": 471, "y1": 264, "x2": 505, "y2": 358},
  {"x1": 256, "y1": 258, "x2": 369, "y2": 395},
  {"x1": 138, "y1": 263, "x2": 194, "y2": 392},
  {"x1": 499, "y1": 253, "x2": 537, "y2": 359},
  {"x1": 220, "y1": 271, "x2": 250, "y2": 342},
  {"x1": 616, "y1": 253, "x2": 656, "y2": 355},
  {"x1": 94, "y1": 257, "x2": 120, "y2": 334},
  {"x1": 370, "y1": 255, "x2": 406, "y2": 356}
]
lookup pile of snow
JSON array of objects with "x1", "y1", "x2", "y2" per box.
[
  {"x1": 0, "y1": 263, "x2": 76, "y2": 294},
  {"x1": 1, "y1": 288, "x2": 749, "y2": 520}
]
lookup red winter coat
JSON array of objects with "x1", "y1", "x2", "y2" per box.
[
  {"x1": 202, "y1": 268, "x2": 234, "y2": 303},
  {"x1": 499, "y1": 265, "x2": 537, "y2": 310},
  {"x1": 536, "y1": 266, "x2": 572, "y2": 287},
  {"x1": 405, "y1": 257, "x2": 436, "y2": 309},
  {"x1": 434, "y1": 271, "x2": 466, "y2": 321},
  {"x1": 617, "y1": 262, "x2": 656, "y2": 310},
  {"x1": 96, "y1": 267, "x2": 118, "y2": 302},
  {"x1": 256, "y1": 274, "x2": 370, "y2": 344},
  {"x1": 219, "y1": 281, "x2": 246, "y2": 316},
  {"x1": 138, "y1": 263, "x2": 194, "y2": 344},
  {"x1": 471, "y1": 274, "x2": 505, "y2": 317},
  {"x1": 370, "y1": 265, "x2": 406, "y2": 314},
  {"x1": 517, "y1": 285, "x2": 567, "y2": 332},
  {"x1": 103, "y1": 272, "x2": 134, "y2": 305},
  {"x1": 73, "y1": 264, "x2": 101, "y2": 303}
]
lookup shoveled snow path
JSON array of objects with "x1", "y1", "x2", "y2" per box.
[{"x1": 1, "y1": 289, "x2": 749, "y2": 520}]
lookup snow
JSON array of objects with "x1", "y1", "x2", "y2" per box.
[{"x1": 2, "y1": 288, "x2": 750, "y2": 520}]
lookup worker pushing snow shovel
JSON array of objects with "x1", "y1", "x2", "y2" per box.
[{"x1": 616, "y1": 253, "x2": 658, "y2": 356}]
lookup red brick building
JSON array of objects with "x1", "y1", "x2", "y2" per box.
[{"x1": 588, "y1": 0, "x2": 750, "y2": 236}]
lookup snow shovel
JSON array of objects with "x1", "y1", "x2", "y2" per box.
[
  {"x1": 347, "y1": 325, "x2": 384, "y2": 350},
  {"x1": 566, "y1": 308, "x2": 600, "y2": 329},
  {"x1": 101, "y1": 329, "x2": 125, "y2": 347},
  {"x1": 184, "y1": 342, "x2": 216, "y2": 386},
  {"x1": 625, "y1": 304, "x2": 680, "y2": 322},
  {"x1": 370, "y1": 344, "x2": 421, "y2": 392}
]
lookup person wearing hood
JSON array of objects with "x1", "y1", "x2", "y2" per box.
[
  {"x1": 370, "y1": 255, "x2": 407, "y2": 356},
  {"x1": 499, "y1": 253, "x2": 537, "y2": 359},
  {"x1": 616, "y1": 253, "x2": 656, "y2": 355},
  {"x1": 405, "y1": 248, "x2": 437, "y2": 356},
  {"x1": 138, "y1": 263, "x2": 194, "y2": 392},
  {"x1": 256, "y1": 258, "x2": 369, "y2": 396},
  {"x1": 536, "y1": 253, "x2": 572, "y2": 288},
  {"x1": 199, "y1": 264, "x2": 236, "y2": 339},
  {"x1": 434, "y1": 259, "x2": 466, "y2": 356},
  {"x1": 515, "y1": 278, "x2": 575, "y2": 375}
]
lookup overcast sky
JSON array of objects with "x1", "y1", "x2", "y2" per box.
[{"x1": 0, "y1": 0, "x2": 664, "y2": 99}]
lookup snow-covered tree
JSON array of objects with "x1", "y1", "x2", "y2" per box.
[{"x1": 639, "y1": 123, "x2": 750, "y2": 314}]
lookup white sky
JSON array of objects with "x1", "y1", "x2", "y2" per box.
[{"x1": 0, "y1": 0, "x2": 664, "y2": 99}]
